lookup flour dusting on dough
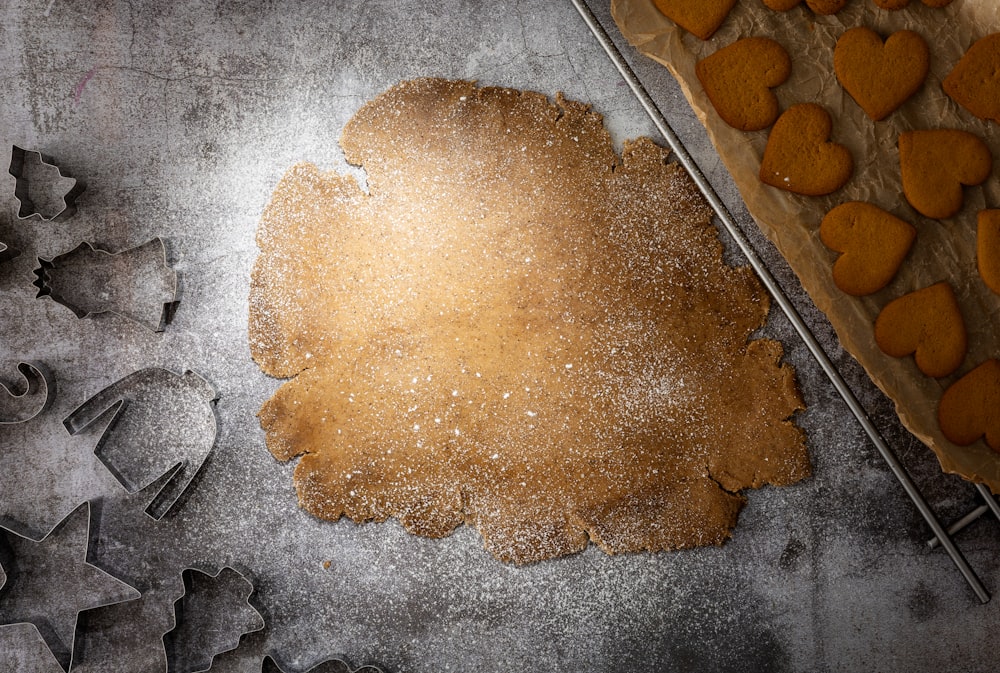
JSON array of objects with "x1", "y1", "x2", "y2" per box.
[{"x1": 249, "y1": 78, "x2": 809, "y2": 564}]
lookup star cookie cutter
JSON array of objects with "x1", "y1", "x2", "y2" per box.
[
  {"x1": 0, "y1": 502, "x2": 140, "y2": 672},
  {"x1": 8, "y1": 146, "x2": 84, "y2": 221},
  {"x1": 0, "y1": 622, "x2": 65, "y2": 672},
  {"x1": 68, "y1": 471, "x2": 187, "y2": 673},
  {"x1": 163, "y1": 566, "x2": 265, "y2": 673},
  {"x1": 262, "y1": 655, "x2": 385, "y2": 673},
  {"x1": 34, "y1": 238, "x2": 178, "y2": 332},
  {"x1": 0, "y1": 362, "x2": 52, "y2": 425},
  {"x1": 63, "y1": 367, "x2": 218, "y2": 520}
]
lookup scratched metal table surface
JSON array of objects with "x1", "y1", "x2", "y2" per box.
[{"x1": 0, "y1": 1, "x2": 998, "y2": 672}]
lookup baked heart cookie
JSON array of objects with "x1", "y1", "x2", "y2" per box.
[
  {"x1": 834, "y1": 27, "x2": 929, "y2": 121},
  {"x1": 874, "y1": 282, "x2": 967, "y2": 378},
  {"x1": 898, "y1": 129, "x2": 992, "y2": 220},
  {"x1": 763, "y1": 0, "x2": 848, "y2": 13},
  {"x1": 760, "y1": 103, "x2": 853, "y2": 196},
  {"x1": 696, "y1": 37, "x2": 791, "y2": 131},
  {"x1": 943, "y1": 33, "x2": 1000, "y2": 125},
  {"x1": 979, "y1": 210, "x2": 1000, "y2": 295},
  {"x1": 651, "y1": 0, "x2": 737, "y2": 40},
  {"x1": 939, "y1": 359, "x2": 1000, "y2": 451},
  {"x1": 819, "y1": 202, "x2": 916, "y2": 296}
]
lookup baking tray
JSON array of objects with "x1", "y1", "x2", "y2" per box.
[{"x1": 1, "y1": 1, "x2": 999, "y2": 671}]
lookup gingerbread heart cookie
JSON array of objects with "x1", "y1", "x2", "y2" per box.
[
  {"x1": 760, "y1": 104, "x2": 853, "y2": 196},
  {"x1": 939, "y1": 359, "x2": 1000, "y2": 451},
  {"x1": 834, "y1": 27, "x2": 929, "y2": 121},
  {"x1": 696, "y1": 37, "x2": 791, "y2": 131},
  {"x1": 651, "y1": 0, "x2": 737, "y2": 40},
  {"x1": 820, "y1": 202, "x2": 916, "y2": 296},
  {"x1": 874, "y1": 282, "x2": 967, "y2": 378},
  {"x1": 943, "y1": 33, "x2": 1000, "y2": 125},
  {"x1": 979, "y1": 210, "x2": 1000, "y2": 295},
  {"x1": 898, "y1": 129, "x2": 992, "y2": 220},
  {"x1": 763, "y1": 0, "x2": 848, "y2": 13}
]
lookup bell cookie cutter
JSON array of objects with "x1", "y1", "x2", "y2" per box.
[{"x1": 34, "y1": 237, "x2": 178, "y2": 332}]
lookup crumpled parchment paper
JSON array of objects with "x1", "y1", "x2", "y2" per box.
[{"x1": 612, "y1": 0, "x2": 1000, "y2": 490}]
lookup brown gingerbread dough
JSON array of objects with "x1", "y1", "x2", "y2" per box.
[{"x1": 249, "y1": 78, "x2": 810, "y2": 564}]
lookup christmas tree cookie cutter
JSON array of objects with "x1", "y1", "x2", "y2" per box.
[{"x1": 8, "y1": 145, "x2": 85, "y2": 221}]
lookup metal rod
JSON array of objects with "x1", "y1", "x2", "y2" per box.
[
  {"x1": 928, "y1": 505, "x2": 988, "y2": 549},
  {"x1": 570, "y1": 0, "x2": 989, "y2": 603},
  {"x1": 927, "y1": 485, "x2": 1000, "y2": 548},
  {"x1": 976, "y1": 482, "x2": 1000, "y2": 522}
]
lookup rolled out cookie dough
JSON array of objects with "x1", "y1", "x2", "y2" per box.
[{"x1": 249, "y1": 78, "x2": 810, "y2": 564}]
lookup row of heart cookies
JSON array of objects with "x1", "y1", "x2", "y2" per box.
[{"x1": 655, "y1": 2, "x2": 1000, "y2": 452}]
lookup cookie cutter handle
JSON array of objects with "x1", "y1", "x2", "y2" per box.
[{"x1": 569, "y1": 0, "x2": 988, "y2": 603}]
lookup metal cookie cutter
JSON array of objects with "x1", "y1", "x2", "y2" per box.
[
  {"x1": 0, "y1": 239, "x2": 18, "y2": 264},
  {"x1": 262, "y1": 655, "x2": 386, "y2": 673},
  {"x1": 8, "y1": 145, "x2": 84, "y2": 221},
  {"x1": 162, "y1": 566, "x2": 265, "y2": 673},
  {"x1": 0, "y1": 501, "x2": 140, "y2": 672},
  {"x1": 66, "y1": 469, "x2": 186, "y2": 673},
  {"x1": 0, "y1": 622, "x2": 66, "y2": 672},
  {"x1": 0, "y1": 361, "x2": 52, "y2": 424},
  {"x1": 34, "y1": 237, "x2": 178, "y2": 332},
  {"x1": 63, "y1": 367, "x2": 217, "y2": 520}
]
